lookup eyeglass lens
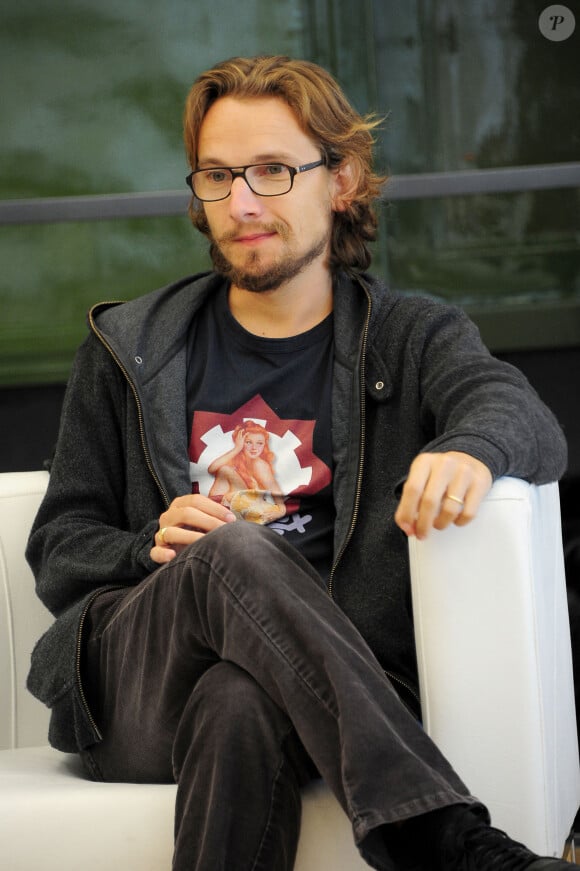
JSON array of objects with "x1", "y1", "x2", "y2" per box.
[{"x1": 193, "y1": 164, "x2": 293, "y2": 200}]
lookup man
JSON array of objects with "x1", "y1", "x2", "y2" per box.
[{"x1": 26, "y1": 55, "x2": 574, "y2": 871}]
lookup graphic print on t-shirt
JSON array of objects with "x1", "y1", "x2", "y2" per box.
[{"x1": 189, "y1": 394, "x2": 332, "y2": 532}]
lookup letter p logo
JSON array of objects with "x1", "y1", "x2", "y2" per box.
[{"x1": 539, "y1": 5, "x2": 576, "y2": 41}]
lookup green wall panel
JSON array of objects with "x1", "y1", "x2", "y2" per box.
[
  {"x1": 0, "y1": 0, "x2": 311, "y2": 385},
  {"x1": 1, "y1": 0, "x2": 578, "y2": 385}
]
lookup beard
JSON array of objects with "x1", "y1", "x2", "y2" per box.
[{"x1": 208, "y1": 221, "x2": 330, "y2": 293}]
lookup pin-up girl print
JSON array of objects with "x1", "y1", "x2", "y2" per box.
[{"x1": 208, "y1": 421, "x2": 286, "y2": 523}]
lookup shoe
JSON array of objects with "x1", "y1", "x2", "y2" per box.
[{"x1": 438, "y1": 808, "x2": 579, "y2": 869}]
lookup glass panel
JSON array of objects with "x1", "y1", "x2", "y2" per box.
[
  {"x1": 3, "y1": 0, "x2": 579, "y2": 387},
  {"x1": 371, "y1": 0, "x2": 580, "y2": 334},
  {"x1": 0, "y1": 216, "x2": 210, "y2": 385},
  {"x1": 0, "y1": 0, "x2": 307, "y2": 198},
  {"x1": 372, "y1": 0, "x2": 579, "y2": 172},
  {"x1": 0, "y1": 0, "x2": 308, "y2": 384},
  {"x1": 383, "y1": 190, "x2": 580, "y2": 306}
]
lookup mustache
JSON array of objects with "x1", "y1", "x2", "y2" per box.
[{"x1": 216, "y1": 222, "x2": 290, "y2": 244}]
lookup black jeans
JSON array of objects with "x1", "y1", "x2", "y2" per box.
[{"x1": 81, "y1": 522, "x2": 479, "y2": 871}]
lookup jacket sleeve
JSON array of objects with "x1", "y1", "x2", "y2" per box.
[
  {"x1": 26, "y1": 333, "x2": 162, "y2": 617},
  {"x1": 404, "y1": 302, "x2": 567, "y2": 483}
]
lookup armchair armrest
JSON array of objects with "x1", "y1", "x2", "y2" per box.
[{"x1": 409, "y1": 477, "x2": 580, "y2": 856}]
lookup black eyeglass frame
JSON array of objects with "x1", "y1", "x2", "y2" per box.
[{"x1": 185, "y1": 159, "x2": 325, "y2": 201}]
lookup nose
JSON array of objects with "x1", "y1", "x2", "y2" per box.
[{"x1": 228, "y1": 175, "x2": 263, "y2": 221}]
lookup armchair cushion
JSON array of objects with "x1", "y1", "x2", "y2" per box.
[{"x1": 0, "y1": 745, "x2": 367, "y2": 871}]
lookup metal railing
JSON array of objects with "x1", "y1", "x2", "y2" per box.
[{"x1": 1, "y1": 162, "x2": 579, "y2": 225}]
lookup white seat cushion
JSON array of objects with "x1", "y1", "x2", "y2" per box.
[{"x1": 0, "y1": 745, "x2": 369, "y2": 871}]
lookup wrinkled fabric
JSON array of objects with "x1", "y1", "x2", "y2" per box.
[{"x1": 81, "y1": 523, "x2": 481, "y2": 871}]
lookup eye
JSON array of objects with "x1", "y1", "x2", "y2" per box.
[
  {"x1": 256, "y1": 164, "x2": 287, "y2": 177},
  {"x1": 205, "y1": 169, "x2": 230, "y2": 184}
]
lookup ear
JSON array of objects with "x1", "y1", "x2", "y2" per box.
[{"x1": 329, "y1": 158, "x2": 359, "y2": 213}]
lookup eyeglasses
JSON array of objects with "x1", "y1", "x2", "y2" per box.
[{"x1": 185, "y1": 159, "x2": 325, "y2": 202}]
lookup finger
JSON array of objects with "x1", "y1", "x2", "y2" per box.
[
  {"x1": 160, "y1": 496, "x2": 236, "y2": 534},
  {"x1": 155, "y1": 524, "x2": 206, "y2": 550},
  {"x1": 436, "y1": 491, "x2": 467, "y2": 525},
  {"x1": 179, "y1": 505, "x2": 236, "y2": 533},
  {"x1": 150, "y1": 523, "x2": 208, "y2": 566},
  {"x1": 394, "y1": 455, "x2": 433, "y2": 536},
  {"x1": 430, "y1": 466, "x2": 472, "y2": 531},
  {"x1": 432, "y1": 458, "x2": 492, "y2": 532},
  {"x1": 405, "y1": 452, "x2": 466, "y2": 538},
  {"x1": 447, "y1": 454, "x2": 492, "y2": 527},
  {"x1": 452, "y1": 476, "x2": 491, "y2": 527},
  {"x1": 150, "y1": 544, "x2": 178, "y2": 565},
  {"x1": 414, "y1": 470, "x2": 454, "y2": 538},
  {"x1": 188, "y1": 493, "x2": 237, "y2": 520}
]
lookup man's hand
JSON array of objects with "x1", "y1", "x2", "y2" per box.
[
  {"x1": 394, "y1": 451, "x2": 492, "y2": 540},
  {"x1": 150, "y1": 494, "x2": 236, "y2": 564}
]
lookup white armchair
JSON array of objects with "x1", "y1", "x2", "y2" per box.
[{"x1": 0, "y1": 471, "x2": 578, "y2": 870}]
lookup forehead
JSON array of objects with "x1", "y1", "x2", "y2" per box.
[{"x1": 197, "y1": 96, "x2": 318, "y2": 164}]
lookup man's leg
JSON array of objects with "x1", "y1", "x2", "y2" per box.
[
  {"x1": 82, "y1": 590, "x2": 314, "y2": 871},
  {"x1": 172, "y1": 662, "x2": 314, "y2": 871},
  {"x1": 81, "y1": 522, "x2": 478, "y2": 871}
]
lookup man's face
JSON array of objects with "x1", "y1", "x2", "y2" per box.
[{"x1": 196, "y1": 96, "x2": 339, "y2": 293}]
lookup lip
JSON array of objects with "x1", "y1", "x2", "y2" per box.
[{"x1": 233, "y1": 231, "x2": 276, "y2": 245}]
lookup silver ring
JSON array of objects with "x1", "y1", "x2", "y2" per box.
[
  {"x1": 158, "y1": 526, "x2": 168, "y2": 544},
  {"x1": 446, "y1": 494, "x2": 465, "y2": 507}
]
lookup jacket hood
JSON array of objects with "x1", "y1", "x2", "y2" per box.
[{"x1": 89, "y1": 271, "x2": 223, "y2": 381}]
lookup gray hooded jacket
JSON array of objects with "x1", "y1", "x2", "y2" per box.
[{"x1": 26, "y1": 271, "x2": 567, "y2": 752}]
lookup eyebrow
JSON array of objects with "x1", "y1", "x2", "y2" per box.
[{"x1": 196, "y1": 153, "x2": 299, "y2": 168}]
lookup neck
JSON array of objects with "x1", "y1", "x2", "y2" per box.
[{"x1": 228, "y1": 270, "x2": 333, "y2": 338}]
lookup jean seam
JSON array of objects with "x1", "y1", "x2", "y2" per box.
[
  {"x1": 185, "y1": 551, "x2": 339, "y2": 720},
  {"x1": 79, "y1": 748, "x2": 105, "y2": 782},
  {"x1": 249, "y1": 721, "x2": 297, "y2": 871}
]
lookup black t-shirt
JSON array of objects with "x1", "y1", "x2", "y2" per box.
[{"x1": 186, "y1": 284, "x2": 335, "y2": 580}]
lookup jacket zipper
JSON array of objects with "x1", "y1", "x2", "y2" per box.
[
  {"x1": 327, "y1": 279, "x2": 372, "y2": 599},
  {"x1": 75, "y1": 592, "x2": 104, "y2": 741},
  {"x1": 88, "y1": 304, "x2": 171, "y2": 509},
  {"x1": 73, "y1": 308, "x2": 171, "y2": 739},
  {"x1": 324, "y1": 284, "x2": 422, "y2": 712},
  {"x1": 75, "y1": 585, "x2": 130, "y2": 742},
  {"x1": 384, "y1": 669, "x2": 422, "y2": 712}
]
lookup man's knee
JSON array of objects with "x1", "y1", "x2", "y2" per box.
[
  {"x1": 194, "y1": 519, "x2": 280, "y2": 559},
  {"x1": 186, "y1": 520, "x2": 320, "y2": 590},
  {"x1": 173, "y1": 662, "x2": 294, "y2": 778},
  {"x1": 186, "y1": 660, "x2": 284, "y2": 728},
  {"x1": 181, "y1": 522, "x2": 293, "y2": 593},
  {"x1": 173, "y1": 660, "x2": 315, "y2": 788}
]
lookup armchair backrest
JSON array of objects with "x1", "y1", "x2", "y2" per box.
[{"x1": 0, "y1": 471, "x2": 51, "y2": 749}]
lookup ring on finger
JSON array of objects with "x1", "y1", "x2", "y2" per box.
[
  {"x1": 158, "y1": 526, "x2": 169, "y2": 545},
  {"x1": 446, "y1": 493, "x2": 465, "y2": 507}
]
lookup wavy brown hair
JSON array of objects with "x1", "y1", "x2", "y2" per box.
[{"x1": 183, "y1": 55, "x2": 386, "y2": 273}]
